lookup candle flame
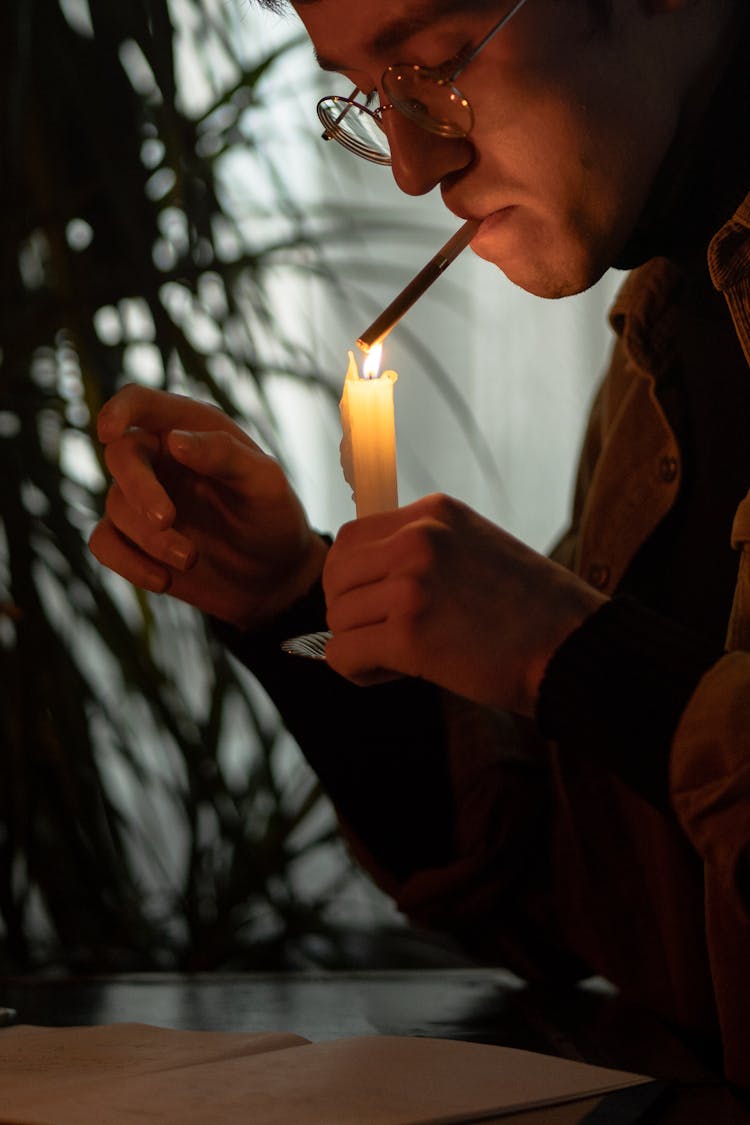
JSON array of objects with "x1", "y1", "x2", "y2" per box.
[{"x1": 362, "y1": 343, "x2": 383, "y2": 380}]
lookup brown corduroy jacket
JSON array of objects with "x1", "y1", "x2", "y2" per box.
[
  {"x1": 224, "y1": 178, "x2": 750, "y2": 1089},
  {"x1": 341, "y1": 192, "x2": 750, "y2": 1089}
]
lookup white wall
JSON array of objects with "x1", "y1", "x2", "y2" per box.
[
  {"x1": 174, "y1": 3, "x2": 625, "y2": 554},
  {"x1": 246, "y1": 11, "x2": 621, "y2": 552}
]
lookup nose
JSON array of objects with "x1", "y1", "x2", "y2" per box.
[{"x1": 384, "y1": 110, "x2": 474, "y2": 197}]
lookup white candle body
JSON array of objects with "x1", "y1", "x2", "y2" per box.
[{"x1": 340, "y1": 350, "x2": 398, "y2": 517}]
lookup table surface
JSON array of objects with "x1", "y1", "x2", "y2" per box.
[{"x1": 2, "y1": 968, "x2": 749, "y2": 1124}]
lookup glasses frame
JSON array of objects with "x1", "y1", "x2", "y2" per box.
[{"x1": 316, "y1": 0, "x2": 530, "y2": 165}]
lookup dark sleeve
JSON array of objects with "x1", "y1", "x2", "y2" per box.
[
  {"x1": 535, "y1": 595, "x2": 722, "y2": 809},
  {"x1": 210, "y1": 580, "x2": 454, "y2": 880},
  {"x1": 211, "y1": 588, "x2": 590, "y2": 983}
]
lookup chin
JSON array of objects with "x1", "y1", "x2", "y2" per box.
[
  {"x1": 472, "y1": 244, "x2": 597, "y2": 299},
  {"x1": 470, "y1": 215, "x2": 610, "y2": 299}
]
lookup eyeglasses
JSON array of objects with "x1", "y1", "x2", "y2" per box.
[{"x1": 316, "y1": 0, "x2": 530, "y2": 166}]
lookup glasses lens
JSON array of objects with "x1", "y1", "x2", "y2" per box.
[
  {"x1": 317, "y1": 97, "x2": 391, "y2": 165},
  {"x1": 383, "y1": 64, "x2": 473, "y2": 138}
]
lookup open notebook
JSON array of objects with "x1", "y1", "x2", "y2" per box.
[{"x1": 0, "y1": 1023, "x2": 663, "y2": 1124}]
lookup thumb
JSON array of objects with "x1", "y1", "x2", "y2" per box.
[{"x1": 166, "y1": 428, "x2": 267, "y2": 482}]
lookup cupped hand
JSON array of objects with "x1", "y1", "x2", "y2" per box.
[
  {"x1": 322, "y1": 494, "x2": 607, "y2": 716},
  {"x1": 89, "y1": 385, "x2": 328, "y2": 628}
]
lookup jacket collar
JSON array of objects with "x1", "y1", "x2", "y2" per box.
[
  {"x1": 608, "y1": 14, "x2": 750, "y2": 381},
  {"x1": 709, "y1": 193, "x2": 750, "y2": 370},
  {"x1": 609, "y1": 190, "x2": 750, "y2": 384},
  {"x1": 709, "y1": 194, "x2": 750, "y2": 293}
]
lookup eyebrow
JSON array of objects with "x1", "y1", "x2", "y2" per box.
[{"x1": 312, "y1": 0, "x2": 477, "y2": 74}]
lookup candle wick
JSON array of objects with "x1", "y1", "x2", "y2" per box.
[{"x1": 361, "y1": 342, "x2": 383, "y2": 381}]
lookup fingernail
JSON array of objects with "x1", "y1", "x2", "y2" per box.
[
  {"x1": 149, "y1": 570, "x2": 172, "y2": 594},
  {"x1": 97, "y1": 406, "x2": 119, "y2": 440},
  {"x1": 166, "y1": 542, "x2": 196, "y2": 570},
  {"x1": 146, "y1": 503, "x2": 172, "y2": 525},
  {"x1": 170, "y1": 430, "x2": 197, "y2": 454}
]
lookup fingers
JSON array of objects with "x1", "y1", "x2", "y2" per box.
[
  {"x1": 104, "y1": 482, "x2": 197, "y2": 571},
  {"x1": 104, "y1": 430, "x2": 176, "y2": 527},
  {"x1": 88, "y1": 516, "x2": 173, "y2": 595},
  {"x1": 97, "y1": 388, "x2": 283, "y2": 531},
  {"x1": 325, "y1": 526, "x2": 433, "y2": 686},
  {"x1": 324, "y1": 510, "x2": 446, "y2": 604},
  {"x1": 102, "y1": 427, "x2": 272, "y2": 536},
  {"x1": 97, "y1": 384, "x2": 245, "y2": 443},
  {"x1": 325, "y1": 620, "x2": 412, "y2": 688},
  {"x1": 323, "y1": 535, "x2": 390, "y2": 606},
  {"x1": 326, "y1": 577, "x2": 388, "y2": 634},
  {"x1": 322, "y1": 496, "x2": 459, "y2": 688},
  {"x1": 328, "y1": 494, "x2": 458, "y2": 568},
  {"x1": 333, "y1": 500, "x2": 426, "y2": 548},
  {"x1": 165, "y1": 428, "x2": 271, "y2": 484}
]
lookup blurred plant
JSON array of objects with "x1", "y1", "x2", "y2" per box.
[
  {"x1": 0, "y1": 0, "x2": 393, "y2": 972},
  {"x1": 0, "y1": 0, "x2": 503, "y2": 972}
]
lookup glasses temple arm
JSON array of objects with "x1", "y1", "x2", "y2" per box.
[{"x1": 446, "y1": 0, "x2": 530, "y2": 82}]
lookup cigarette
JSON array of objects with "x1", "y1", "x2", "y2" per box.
[{"x1": 357, "y1": 218, "x2": 481, "y2": 353}]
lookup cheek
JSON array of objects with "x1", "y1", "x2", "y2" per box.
[
  {"x1": 461, "y1": 16, "x2": 685, "y2": 293},
  {"x1": 532, "y1": 115, "x2": 636, "y2": 244},
  {"x1": 468, "y1": 117, "x2": 638, "y2": 296},
  {"x1": 473, "y1": 115, "x2": 615, "y2": 240},
  {"x1": 483, "y1": 23, "x2": 678, "y2": 225},
  {"x1": 481, "y1": 90, "x2": 665, "y2": 261}
]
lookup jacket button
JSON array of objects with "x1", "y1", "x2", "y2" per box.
[
  {"x1": 659, "y1": 455, "x2": 679, "y2": 483},
  {"x1": 587, "y1": 564, "x2": 610, "y2": 590}
]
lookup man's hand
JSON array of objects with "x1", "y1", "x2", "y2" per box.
[
  {"x1": 322, "y1": 494, "x2": 607, "y2": 716},
  {"x1": 89, "y1": 385, "x2": 328, "y2": 628}
]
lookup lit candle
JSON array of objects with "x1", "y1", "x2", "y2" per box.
[{"x1": 339, "y1": 344, "x2": 398, "y2": 517}]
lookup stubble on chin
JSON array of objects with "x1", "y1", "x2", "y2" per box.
[{"x1": 472, "y1": 239, "x2": 600, "y2": 299}]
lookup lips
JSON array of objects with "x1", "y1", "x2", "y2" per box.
[
  {"x1": 445, "y1": 206, "x2": 485, "y2": 224},
  {"x1": 445, "y1": 201, "x2": 514, "y2": 227},
  {"x1": 477, "y1": 206, "x2": 515, "y2": 227}
]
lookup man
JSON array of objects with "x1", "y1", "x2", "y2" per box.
[{"x1": 90, "y1": 0, "x2": 750, "y2": 1088}]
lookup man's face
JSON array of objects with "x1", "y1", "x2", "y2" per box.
[{"x1": 296, "y1": 0, "x2": 716, "y2": 298}]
